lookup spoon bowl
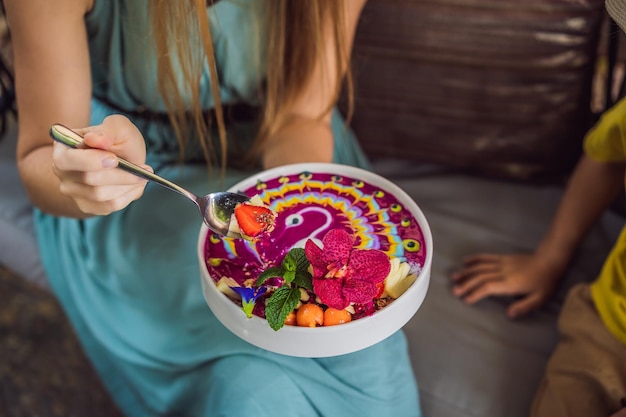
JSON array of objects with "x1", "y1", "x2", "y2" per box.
[{"x1": 49, "y1": 123, "x2": 249, "y2": 238}]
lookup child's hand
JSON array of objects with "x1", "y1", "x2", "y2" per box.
[
  {"x1": 451, "y1": 253, "x2": 564, "y2": 319},
  {"x1": 51, "y1": 115, "x2": 151, "y2": 216}
]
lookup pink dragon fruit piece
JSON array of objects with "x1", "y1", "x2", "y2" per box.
[{"x1": 304, "y1": 229, "x2": 391, "y2": 310}]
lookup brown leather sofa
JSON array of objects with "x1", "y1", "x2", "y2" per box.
[{"x1": 1, "y1": 1, "x2": 624, "y2": 416}]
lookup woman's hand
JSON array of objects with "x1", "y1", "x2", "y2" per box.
[
  {"x1": 52, "y1": 115, "x2": 151, "y2": 216},
  {"x1": 451, "y1": 252, "x2": 566, "y2": 319}
]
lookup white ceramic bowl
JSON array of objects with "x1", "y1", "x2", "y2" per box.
[{"x1": 198, "y1": 163, "x2": 432, "y2": 357}]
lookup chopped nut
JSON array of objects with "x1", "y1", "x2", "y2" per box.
[{"x1": 375, "y1": 297, "x2": 393, "y2": 310}]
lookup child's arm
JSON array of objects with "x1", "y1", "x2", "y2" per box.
[
  {"x1": 536, "y1": 155, "x2": 624, "y2": 276},
  {"x1": 452, "y1": 154, "x2": 624, "y2": 318}
]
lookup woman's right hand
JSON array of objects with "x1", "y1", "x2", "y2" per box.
[
  {"x1": 451, "y1": 252, "x2": 566, "y2": 319},
  {"x1": 52, "y1": 115, "x2": 152, "y2": 216}
]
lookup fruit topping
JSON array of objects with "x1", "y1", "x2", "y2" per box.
[{"x1": 232, "y1": 195, "x2": 276, "y2": 240}]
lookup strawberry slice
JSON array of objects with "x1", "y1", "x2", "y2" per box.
[{"x1": 234, "y1": 202, "x2": 276, "y2": 239}]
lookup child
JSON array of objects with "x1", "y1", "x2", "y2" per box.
[{"x1": 452, "y1": 1, "x2": 626, "y2": 414}]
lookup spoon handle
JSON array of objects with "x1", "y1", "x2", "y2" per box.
[{"x1": 49, "y1": 124, "x2": 199, "y2": 202}]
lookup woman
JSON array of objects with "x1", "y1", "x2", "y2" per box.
[{"x1": 5, "y1": 0, "x2": 421, "y2": 415}]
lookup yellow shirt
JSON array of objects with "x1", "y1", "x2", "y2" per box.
[{"x1": 584, "y1": 96, "x2": 626, "y2": 346}]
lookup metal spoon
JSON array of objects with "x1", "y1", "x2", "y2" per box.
[{"x1": 49, "y1": 123, "x2": 249, "y2": 239}]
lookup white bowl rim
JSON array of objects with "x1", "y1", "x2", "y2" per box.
[{"x1": 197, "y1": 162, "x2": 433, "y2": 355}]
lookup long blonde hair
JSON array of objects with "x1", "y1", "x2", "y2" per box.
[{"x1": 149, "y1": 0, "x2": 352, "y2": 169}]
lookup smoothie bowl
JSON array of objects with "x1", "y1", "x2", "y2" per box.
[{"x1": 197, "y1": 163, "x2": 432, "y2": 357}]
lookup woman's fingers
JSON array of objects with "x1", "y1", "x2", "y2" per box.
[
  {"x1": 49, "y1": 116, "x2": 150, "y2": 216},
  {"x1": 58, "y1": 172, "x2": 146, "y2": 198},
  {"x1": 53, "y1": 142, "x2": 148, "y2": 188},
  {"x1": 52, "y1": 141, "x2": 118, "y2": 171},
  {"x1": 51, "y1": 123, "x2": 151, "y2": 216},
  {"x1": 70, "y1": 184, "x2": 148, "y2": 216},
  {"x1": 88, "y1": 115, "x2": 146, "y2": 162},
  {"x1": 71, "y1": 115, "x2": 147, "y2": 163}
]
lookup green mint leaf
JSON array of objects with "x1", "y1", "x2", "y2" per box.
[
  {"x1": 283, "y1": 251, "x2": 297, "y2": 272},
  {"x1": 293, "y1": 270, "x2": 313, "y2": 291},
  {"x1": 257, "y1": 266, "x2": 284, "y2": 286},
  {"x1": 265, "y1": 285, "x2": 301, "y2": 331},
  {"x1": 289, "y1": 248, "x2": 310, "y2": 273},
  {"x1": 283, "y1": 269, "x2": 296, "y2": 284}
]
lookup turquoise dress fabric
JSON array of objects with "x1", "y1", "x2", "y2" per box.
[{"x1": 34, "y1": 1, "x2": 421, "y2": 416}]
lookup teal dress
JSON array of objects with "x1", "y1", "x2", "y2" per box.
[{"x1": 35, "y1": 1, "x2": 421, "y2": 416}]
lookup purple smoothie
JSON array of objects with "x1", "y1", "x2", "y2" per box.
[{"x1": 204, "y1": 171, "x2": 427, "y2": 313}]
